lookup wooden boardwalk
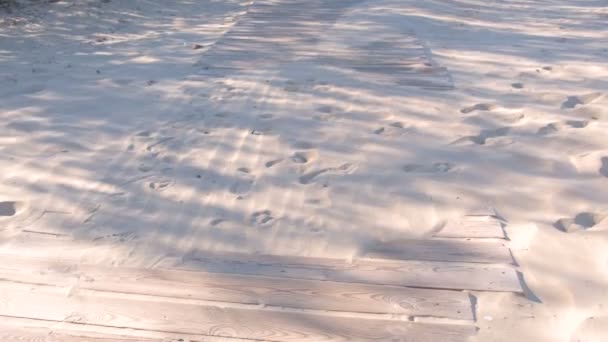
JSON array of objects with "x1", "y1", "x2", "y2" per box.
[
  {"x1": 0, "y1": 215, "x2": 520, "y2": 341},
  {"x1": 0, "y1": 1, "x2": 520, "y2": 340},
  {"x1": 198, "y1": 0, "x2": 454, "y2": 90}
]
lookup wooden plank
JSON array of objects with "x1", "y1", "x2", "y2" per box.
[
  {"x1": 0, "y1": 255, "x2": 473, "y2": 320},
  {"x1": 0, "y1": 283, "x2": 477, "y2": 342},
  {"x1": 0, "y1": 316, "x2": 250, "y2": 342},
  {"x1": 180, "y1": 251, "x2": 523, "y2": 293},
  {"x1": 435, "y1": 217, "x2": 506, "y2": 239},
  {"x1": 364, "y1": 239, "x2": 513, "y2": 264},
  {"x1": 0, "y1": 327, "x2": 151, "y2": 342}
]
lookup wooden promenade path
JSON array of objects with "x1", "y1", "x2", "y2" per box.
[
  {"x1": 0, "y1": 215, "x2": 520, "y2": 341},
  {"x1": 0, "y1": 0, "x2": 521, "y2": 340}
]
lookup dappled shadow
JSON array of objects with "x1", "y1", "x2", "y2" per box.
[{"x1": 0, "y1": 0, "x2": 604, "y2": 316}]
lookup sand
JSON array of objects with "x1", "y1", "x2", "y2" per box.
[{"x1": 0, "y1": 0, "x2": 607, "y2": 341}]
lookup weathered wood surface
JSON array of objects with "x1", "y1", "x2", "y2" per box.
[
  {"x1": 0, "y1": 327, "x2": 150, "y2": 342},
  {"x1": 181, "y1": 250, "x2": 523, "y2": 293},
  {"x1": 0, "y1": 255, "x2": 473, "y2": 320},
  {"x1": 197, "y1": 0, "x2": 453, "y2": 89},
  {"x1": 0, "y1": 282, "x2": 477, "y2": 342},
  {"x1": 435, "y1": 217, "x2": 506, "y2": 239},
  {"x1": 364, "y1": 239, "x2": 513, "y2": 264},
  {"x1": 0, "y1": 316, "x2": 250, "y2": 342}
]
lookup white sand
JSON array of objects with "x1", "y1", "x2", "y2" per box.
[{"x1": 1, "y1": 0, "x2": 607, "y2": 340}]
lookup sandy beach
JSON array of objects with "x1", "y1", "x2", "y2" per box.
[{"x1": 1, "y1": 0, "x2": 607, "y2": 340}]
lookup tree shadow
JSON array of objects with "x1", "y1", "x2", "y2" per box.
[{"x1": 0, "y1": 5, "x2": 604, "y2": 338}]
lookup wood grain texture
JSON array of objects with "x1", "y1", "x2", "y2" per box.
[
  {"x1": 364, "y1": 239, "x2": 513, "y2": 264},
  {"x1": 0, "y1": 255, "x2": 473, "y2": 320},
  {"x1": 0, "y1": 328, "x2": 150, "y2": 342},
  {"x1": 435, "y1": 217, "x2": 506, "y2": 239},
  {"x1": 181, "y1": 250, "x2": 523, "y2": 293},
  {"x1": 1, "y1": 283, "x2": 477, "y2": 342},
  {"x1": 0, "y1": 316, "x2": 250, "y2": 342}
]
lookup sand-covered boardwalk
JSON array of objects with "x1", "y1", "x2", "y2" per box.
[{"x1": 1, "y1": 0, "x2": 607, "y2": 340}]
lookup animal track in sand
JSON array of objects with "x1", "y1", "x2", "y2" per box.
[
  {"x1": 561, "y1": 92, "x2": 603, "y2": 109},
  {"x1": 554, "y1": 212, "x2": 606, "y2": 232},
  {"x1": 0, "y1": 201, "x2": 24, "y2": 217},
  {"x1": 600, "y1": 157, "x2": 608, "y2": 177},
  {"x1": 251, "y1": 210, "x2": 274, "y2": 227},
  {"x1": 460, "y1": 103, "x2": 499, "y2": 114},
  {"x1": 298, "y1": 163, "x2": 356, "y2": 185},
  {"x1": 537, "y1": 120, "x2": 589, "y2": 135},
  {"x1": 402, "y1": 162, "x2": 455, "y2": 174}
]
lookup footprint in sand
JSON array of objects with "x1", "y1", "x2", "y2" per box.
[
  {"x1": 257, "y1": 114, "x2": 274, "y2": 120},
  {"x1": 298, "y1": 163, "x2": 356, "y2": 185},
  {"x1": 146, "y1": 137, "x2": 175, "y2": 153},
  {"x1": 148, "y1": 178, "x2": 173, "y2": 191},
  {"x1": 138, "y1": 163, "x2": 155, "y2": 173},
  {"x1": 0, "y1": 201, "x2": 24, "y2": 217},
  {"x1": 251, "y1": 210, "x2": 274, "y2": 227},
  {"x1": 374, "y1": 121, "x2": 410, "y2": 136},
  {"x1": 292, "y1": 141, "x2": 315, "y2": 150},
  {"x1": 453, "y1": 127, "x2": 511, "y2": 145},
  {"x1": 291, "y1": 151, "x2": 317, "y2": 164},
  {"x1": 600, "y1": 157, "x2": 608, "y2": 177},
  {"x1": 93, "y1": 231, "x2": 136, "y2": 244},
  {"x1": 230, "y1": 179, "x2": 254, "y2": 195},
  {"x1": 460, "y1": 103, "x2": 499, "y2": 114},
  {"x1": 250, "y1": 126, "x2": 275, "y2": 136},
  {"x1": 554, "y1": 212, "x2": 606, "y2": 232},
  {"x1": 265, "y1": 159, "x2": 284, "y2": 168},
  {"x1": 537, "y1": 120, "x2": 589, "y2": 135},
  {"x1": 283, "y1": 81, "x2": 300, "y2": 92},
  {"x1": 230, "y1": 168, "x2": 255, "y2": 195},
  {"x1": 313, "y1": 105, "x2": 339, "y2": 121},
  {"x1": 403, "y1": 162, "x2": 455, "y2": 174},
  {"x1": 210, "y1": 218, "x2": 226, "y2": 227},
  {"x1": 561, "y1": 92, "x2": 604, "y2": 109}
]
